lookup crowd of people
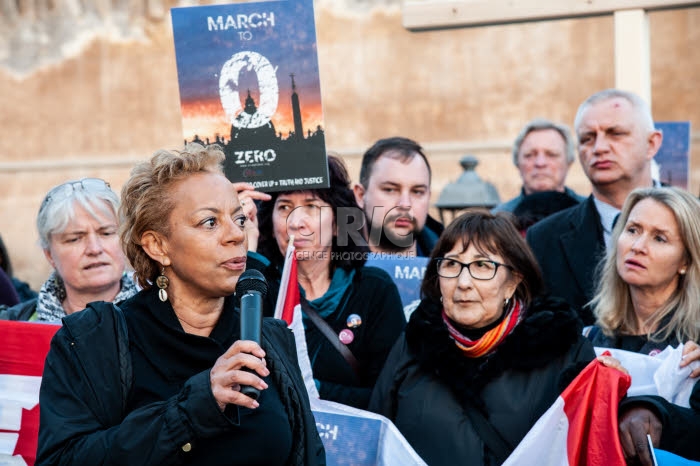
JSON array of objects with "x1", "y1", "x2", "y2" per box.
[{"x1": 1, "y1": 87, "x2": 699, "y2": 466}]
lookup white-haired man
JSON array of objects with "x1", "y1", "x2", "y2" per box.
[
  {"x1": 526, "y1": 89, "x2": 663, "y2": 324},
  {"x1": 493, "y1": 118, "x2": 585, "y2": 213}
]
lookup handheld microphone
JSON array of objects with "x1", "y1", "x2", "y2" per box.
[{"x1": 236, "y1": 269, "x2": 268, "y2": 401}]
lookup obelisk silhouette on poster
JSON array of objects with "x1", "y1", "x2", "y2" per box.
[{"x1": 290, "y1": 74, "x2": 304, "y2": 141}]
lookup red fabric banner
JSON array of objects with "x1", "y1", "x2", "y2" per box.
[{"x1": 0, "y1": 321, "x2": 60, "y2": 465}]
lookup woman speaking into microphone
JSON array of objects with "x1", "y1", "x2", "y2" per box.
[{"x1": 37, "y1": 143, "x2": 325, "y2": 465}]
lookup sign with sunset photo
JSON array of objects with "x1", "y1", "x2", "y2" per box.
[{"x1": 171, "y1": 0, "x2": 329, "y2": 191}]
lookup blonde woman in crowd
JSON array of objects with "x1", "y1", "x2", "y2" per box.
[{"x1": 587, "y1": 187, "x2": 700, "y2": 465}]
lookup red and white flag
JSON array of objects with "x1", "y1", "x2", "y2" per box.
[
  {"x1": 270, "y1": 241, "x2": 427, "y2": 464},
  {"x1": 0, "y1": 320, "x2": 60, "y2": 466},
  {"x1": 503, "y1": 354, "x2": 631, "y2": 466},
  {"x1": 271, "y1": 236, "x2": 319, "y2": 397},
  {"x1": 273, "y1": 236, "x2": 300, "y2": 325}
]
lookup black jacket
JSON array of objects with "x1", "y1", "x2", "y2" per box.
[
  {"x1": 0, "y1": 297, "x2": 36, "y2": 320},
  {"x1": 588, "y1": 326, "x2": 700, "y2": 460},
  {"x1": 37, "y1": 300, "x2": 325, "y2": 466},
  {"x1": 302, "y1": 266, "x2": 405, "y2": 408},
  {"x1": 415, "y1": 214, "x2": 444, "y2": 257},
  {"x1": 252, "y1": 259, "x2": 406, "y2": 409},
  {"x1": 620, "y1": 385, "x2": 700, "y2": 461},
  {"x1": 526, "y1": 195, "x2": 604, "y2": 325},
  {"x1": 369, "y1": 296, "x2": 595, "y2": 466}
]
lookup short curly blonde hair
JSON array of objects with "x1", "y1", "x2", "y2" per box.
[{"x1": 120, "y1": 143, "x2": 225, "y2": 289}]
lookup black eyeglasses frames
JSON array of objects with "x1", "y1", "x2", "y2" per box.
[{"x1": 435, "y1": 257, "x2": 512, "y2": 281}]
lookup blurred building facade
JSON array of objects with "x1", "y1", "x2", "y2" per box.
[{"x1": 1, "y1": 0, "x2": 699, "y2": 288}]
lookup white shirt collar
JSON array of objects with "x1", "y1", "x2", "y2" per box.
[
  {"x1": 592, "y1": 197, "x2": 620, "y2": 250},
  {"x1": 592, "y1": 180, "x2": 661, "y2": 249}
]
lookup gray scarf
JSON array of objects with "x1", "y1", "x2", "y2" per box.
[{"x1": 35, "y1": 270, "x2": 138, "y2": 322}]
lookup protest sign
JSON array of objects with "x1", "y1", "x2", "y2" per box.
[
  {"x1": 654, "y1": 121, "x2": 690, "y2": 190},
  {"x1": 283, "y1": 298, "x2": 427, "y2": 465},
  {"x1": 171, "y1": 0, "x2": 329, "y2": 192},
  {"x1": 311, "y1": 402, "x2": 426, "y2": 466},
  {"x1": 365, "y1": 255, "x2": 428, "y2": 320}
]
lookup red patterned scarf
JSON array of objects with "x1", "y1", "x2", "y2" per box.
[{"x1": 442, "y1": 299, "x2": 523, "y2": 358}]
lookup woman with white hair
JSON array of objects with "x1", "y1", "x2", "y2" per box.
[{"x1": 0, "y1": 178, "x2": 137, "y2": 321}]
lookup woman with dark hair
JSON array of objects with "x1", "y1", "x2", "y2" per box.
[
  {"x1": 369, "y1": 209, "x2": 595, "y2": 465},
  {"x1": 254, "y1": 155, "x2": 406, "y2": 409},
  {"x1": 0, "y1": 267, "x2": 19, "y2": 306},
  {"x1": 0, "y1": 234, "x2": 37, "y2": 302}
]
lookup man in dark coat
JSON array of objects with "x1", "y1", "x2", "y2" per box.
[
  {"x1": 526, "y1": 89, "x2": 663, "y2": 325},
  {"x1": 353, "y1": 137, "x2": 443, "y2": 257}
]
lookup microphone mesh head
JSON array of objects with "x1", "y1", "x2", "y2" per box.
[{"x1": 237, "y1": 268, "x2": 268, "y2": 298}]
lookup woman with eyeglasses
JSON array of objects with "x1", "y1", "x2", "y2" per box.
[
  {"x1": 254, "y1": 155, "x2": 406, "y2": 409},
  {"x1": 369, "y1": 209, "x2": 595, "y2": 466},
  {"x1": 0, "y1": 178, "x2": 137, "y2": 322}
]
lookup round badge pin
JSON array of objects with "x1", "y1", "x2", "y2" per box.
[
  {"x1": 339, "y1": 329, "x2": 354, "y2": 344},
  {"x1": 346, "y1": 314, "x2": 362, "y2": 328}
]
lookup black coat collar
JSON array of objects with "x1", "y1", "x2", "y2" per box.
[
  {"x1": 559, "y1": 196, "x2": 605, "y2": 304},
  {"x1": 405, "y1": 295, "x2": 583, "y2": 407}
]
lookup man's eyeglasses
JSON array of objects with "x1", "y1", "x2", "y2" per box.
[
  {"x1": 435, "y1": 257, "x2": 512, "y2": 281},
  {"x1": 40, "y1": 178, "x2": 111, "y2": 213}
]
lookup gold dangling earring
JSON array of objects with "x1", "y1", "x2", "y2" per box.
[{"x1": 156, "y1": 267, "x2": 169, "y2": 302}]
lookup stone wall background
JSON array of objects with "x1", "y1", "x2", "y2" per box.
[{"x1": 1, "y1": 0, "x2": 699, "y2": 289}]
